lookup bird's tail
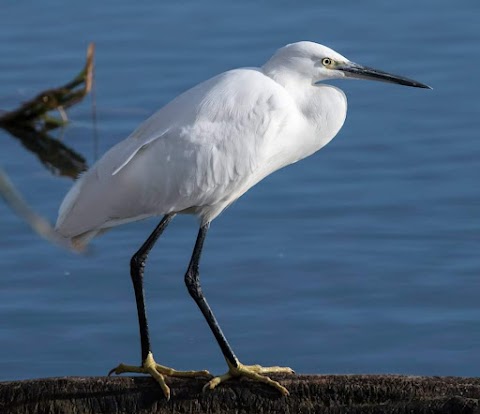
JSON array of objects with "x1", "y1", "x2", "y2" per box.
[
  {"x1": 69, "y1": 229, "x2": 103, "y2": 253},
  {"x1": 46, "y1": 230, "x2": 88, "y2": 254}
]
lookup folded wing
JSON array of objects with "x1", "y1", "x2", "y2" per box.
[{"x1": 56, "y1": 68, "x2": 299, "y2": 244}]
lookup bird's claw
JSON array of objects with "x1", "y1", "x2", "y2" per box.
[
  {"x1": 108, "y1": 352, "x2": 211, "y2": 400},
  {"x1": 203, "y1": 360, "x2": 293, "y2": 395}
]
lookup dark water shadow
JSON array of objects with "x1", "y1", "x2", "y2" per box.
[
  {"x1": 0, "y1": 110, "x2": 90, "y2": 251},
  {"x1": 2, "y1": 123, "x2": 87, "y2": 179}
]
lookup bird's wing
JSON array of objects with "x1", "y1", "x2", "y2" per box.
[
  {"x1": 110, "y1": 68, "x2": 296, "y2": 178},
  {"x1": 111, "y1": 127, "x2": 171, "y2": 176},
  {"x1": 56, "y1": 68, "x2": 301, "y2": 238}
]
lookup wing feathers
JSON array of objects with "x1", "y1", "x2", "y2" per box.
[{"x1": 111, "y1": 128, "x2": 171, "y2": 176}]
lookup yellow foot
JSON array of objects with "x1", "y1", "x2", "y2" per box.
[
  {"x1": 203, "y1": 360, "x2": 294, "y2": 396},
  {"x1": 108, "y1": 352, "x2": 211, "y2": 400}
]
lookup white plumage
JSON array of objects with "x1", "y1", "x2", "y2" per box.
[
  {"x1": 54, "y1": 41, "x2": 429, "y2": 398},
  {"x1": 56, "y1": 42, "x2": 350, "y2": 248}
]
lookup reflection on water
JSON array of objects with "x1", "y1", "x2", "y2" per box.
[
  {"x1": 0, "y1": 42, "x2": 93, "y2": 179},
  {"x1": 0, "y1": 118, "x2": 87, "y2": 249},
  {"x1": 2, "y1": 124, "x2": 86, "y2": 179},
  {"x1": 0, "y1": 42, "x2": 94, "y2": 244},
  {"x1": 0, "y1": 44, "x2": 92, "y2": 249}
]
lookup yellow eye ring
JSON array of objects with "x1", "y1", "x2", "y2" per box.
[{"x1": 322, "y1": 57, "x2": 333, "y2": 67}]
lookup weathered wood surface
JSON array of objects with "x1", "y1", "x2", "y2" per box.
[{"x1": 1, "y1": 374, "x2": 480, "y2": 414}]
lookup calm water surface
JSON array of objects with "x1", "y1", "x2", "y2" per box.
[{"x1": 0, "y1": 1, "x2": 479, "y2": 381}]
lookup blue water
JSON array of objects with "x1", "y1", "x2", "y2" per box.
[{"x1": 1, "y1": 1, "x2": 479, "y2": 383}]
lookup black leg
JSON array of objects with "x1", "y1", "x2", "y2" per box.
[
  {"x1": 184, "y1": 223, "x2": 238, "y2": 366},
  {"x1": 130, "y1": 213, "x2": 175, "y2": 363}
]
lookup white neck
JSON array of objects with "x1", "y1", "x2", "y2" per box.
[{"x1": 263, "y1": 63, "x2": 348, "y2": 152}]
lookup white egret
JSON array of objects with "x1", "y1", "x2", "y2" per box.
[{"x1": 56, "y1": 41, "x2": 430, "y2": 399}]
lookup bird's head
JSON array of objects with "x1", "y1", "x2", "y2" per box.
[{"x1": 263, "y1": 41, "x2": 431, "y2": 89}]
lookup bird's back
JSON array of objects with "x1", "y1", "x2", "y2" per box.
[{"x1": 56, "y1": 67, "x2": 305, "y2": 248}]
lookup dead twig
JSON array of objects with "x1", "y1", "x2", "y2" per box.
[{"x1": 0, "y1": 43, "x2": 95, "y2": 129}]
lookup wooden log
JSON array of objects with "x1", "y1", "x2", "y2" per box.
[{"x1": 1, "y1": 374, "x2": 480, "y2": 414}]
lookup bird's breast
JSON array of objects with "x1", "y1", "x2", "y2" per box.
[
  {"x1": 302, "y1": 84, "x2": 348, "y2": 150},
  {"x1": 271, "y1": 84, "x2": 347, "y2": 169}
]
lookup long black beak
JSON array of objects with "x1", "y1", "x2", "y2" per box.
[{"x1": 337, "y1": 61, "x2": 431, "y2": 89}]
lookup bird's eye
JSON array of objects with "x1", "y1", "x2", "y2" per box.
[{"x1": 322, "y1": 57, "x2": 333, "y2": 67}]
